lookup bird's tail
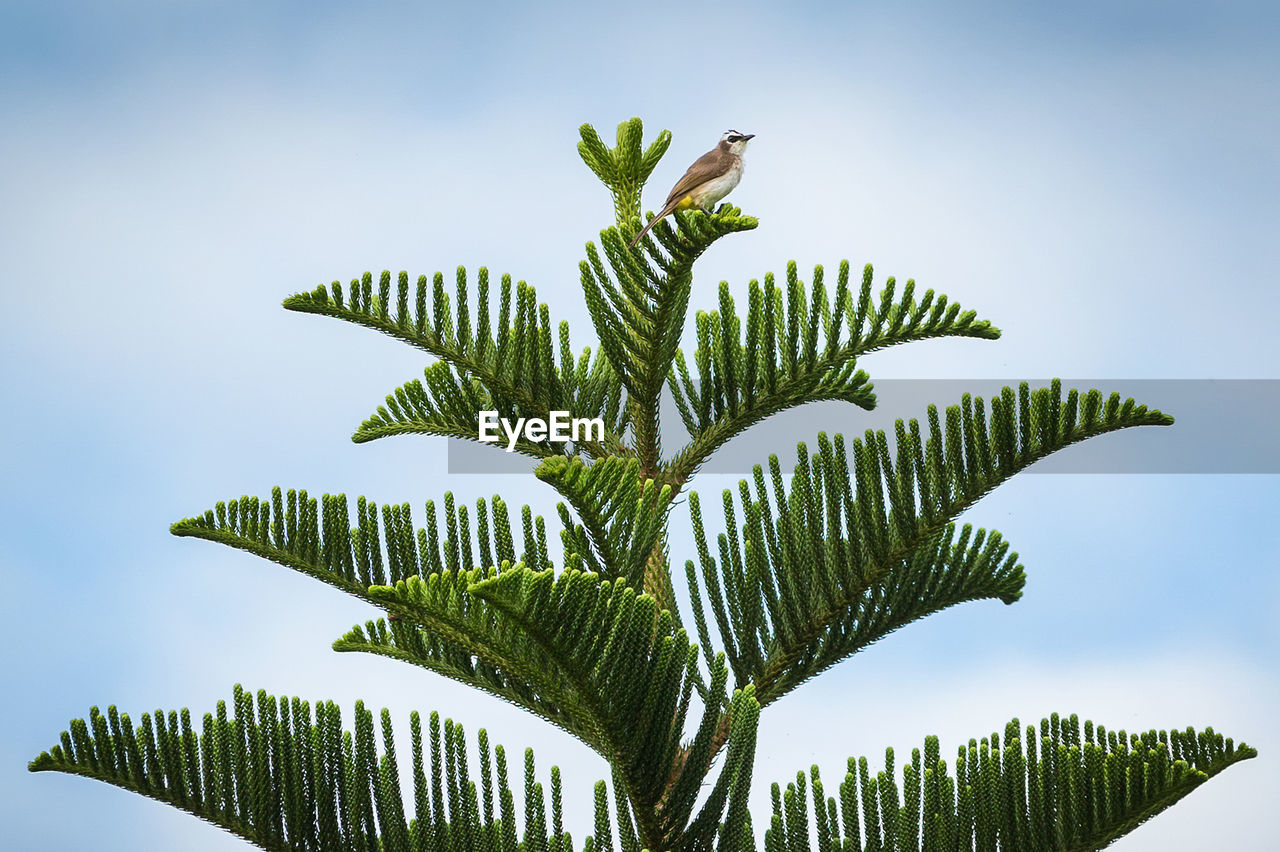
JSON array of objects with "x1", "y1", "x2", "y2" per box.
[{"x1": 627, "y1": 202, "x2": 679, "y2": 250}]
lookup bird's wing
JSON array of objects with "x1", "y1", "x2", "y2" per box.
[{"x1": 663, "y1": 149, "x2": 731, "y2": 206}]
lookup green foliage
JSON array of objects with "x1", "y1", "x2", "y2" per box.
[
  {"x1": 668, "y1": 262, "x2": 999, "y2": 481},
  {"x1": 579, "y1": 205, "x2": 756, "y2": 475},
  {"x1": 170, "y1": 488, "x2": 550, "y2": 596},
  {"x1": 30, "y1": 686, "x2": 580, "y2": 852},
  {"x1": 537, "y1": 455, "x2": 676, "y2": 591},
  {"x1": 33, "y1": 116, "x2": 1256, "y2": 852},
  {"x1": 284, "y1": 268, "x2": 627, "y2": 459},
  {"x1": 166, "y1": 482, "x2": 759, "y2": 849},
  {"x1": 687, "y1": 381, "x2": 1171, "y2": 704},
  {"x1": 764, "y1": 715, "x2": 1255, "y2": 852},
  {"x1": 170, "y1": 489, "x2": 574, "y2": 734},
  {"x1": 578, "y1": 117, "x2": 672, "y2": 226}
]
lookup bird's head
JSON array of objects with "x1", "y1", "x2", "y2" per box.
[{"x1": 720, "y1": 129, "x2": 755, "y2": 154}]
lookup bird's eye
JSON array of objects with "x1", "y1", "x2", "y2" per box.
[{"x1": 727, "y1": 135, "x2": 741, "y2": 142}]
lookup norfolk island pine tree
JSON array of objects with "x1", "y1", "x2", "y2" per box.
[{"x1": 30, "y1": 118, "x2": 1255, "y2": 851}]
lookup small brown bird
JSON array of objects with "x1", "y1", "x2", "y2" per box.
[{"x1": 628, "y1": 130, "x2": 755, "y2": 249}]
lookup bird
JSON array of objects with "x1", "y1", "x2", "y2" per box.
[{"x1": 628, "y1": 129, "x2": 754, "y2": 249}]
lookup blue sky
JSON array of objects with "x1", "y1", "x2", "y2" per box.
[{"x1": 2, "y1": 1, "x2": 1277, "y2": 849}]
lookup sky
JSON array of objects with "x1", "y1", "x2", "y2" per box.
[{"x1": 2, "y1": 1, "x2": 1278, "y2": 849}]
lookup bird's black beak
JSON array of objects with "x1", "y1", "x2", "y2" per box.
[{"x1": 744, "y1": 134, "x2": 756, "y2": 140}]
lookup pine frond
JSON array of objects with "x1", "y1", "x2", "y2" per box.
[
  {"x1": 581, "y1": 205, "x2": 756, "y2": 475},
  {"x1": 668, "y1": 262, "x2": 1000, "y2": 482},
  {"x1": 355, "y1": 357, "x2": 625, "y2": 460},
  {"x1": 170, "y1": 490, "x2": 585, "y2": 729},
  {"x1": 763, "y1": 715, "x2": 1255, "y2": 852},
  {"x1": 30, "y1": 686, "x2": 579, "y2": 852},
  {"x1": 283, "y1": 269, "x2": 626, "y2": 458},
  {"x1": 468, "y1": 566, "x2": 738, "y2": 849},
  {"x1": 675, "y1": 686, "x2": 762, "y2": 852},
  {"x1": 359, "y1": 561, "x2": 618, "y2": 752},
  {"x1": 334, "y1": 615, "x2": 578, "y2": 735},
  {"x1": 171, "y1": 488, "x2": 549, "y2": 598},
  {"x1": 688, "y1": 382, "x2": 1173, "y2": 704},
  {"x1": 168, "y1": 488, "x2": 745, "y2": 847},
  {"x1": 697, "y1": 481, "x2": 1028, "y2": 696},
  {"x1": 537, "y1": 455, "x2": 676, "y2": 590},
  {"x1": 578, "y1": 118, "x2": 673, "y2": 226}
]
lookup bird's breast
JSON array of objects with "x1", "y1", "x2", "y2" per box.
[{"x1": 689, "y1": 159, "x2": 744, "y2": 207}]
